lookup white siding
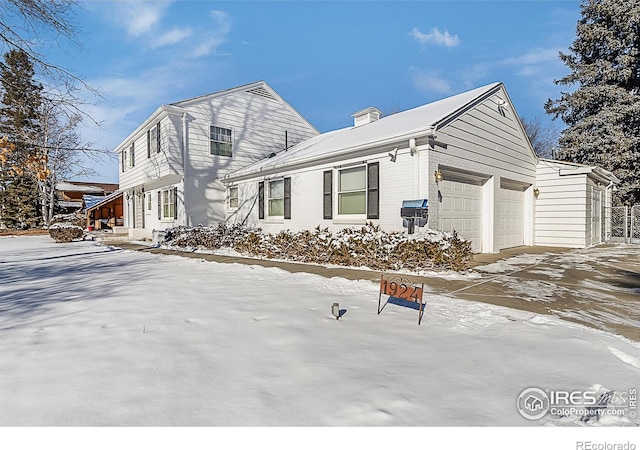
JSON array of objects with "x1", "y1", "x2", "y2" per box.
[
  {"x1": 181, "y1": 87, "x2": 318, "y2": 226},
  {"x1": 229, "y1": 147, "x2": 422, "y2": 235},
  {"x1": 116, "y1": 82, "x2": 319, "y2": 232},
  {"x1": 534, "y1": 162, "x2": 589, "y2": 248},
  {"x1": 429, "y1": 86, "x2": 537, "y2": 252}
]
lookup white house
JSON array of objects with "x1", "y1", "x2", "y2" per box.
[
  {"x1": 222, "y1": 82, "x2": 618, "y2": 253},
  {"x1": 115, "y1": 81, "x2": 319, "y2": 239}
]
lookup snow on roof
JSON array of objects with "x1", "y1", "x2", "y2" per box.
[
  {"x1": 56, "y1": 182, "x2": 105, "y2": 193},
  {"x1": 84, "y1": 191, "x2": 123, "y2": 212},
  {"x1": 82, "y1": 195, "x2": 108, "y2": 210},
  {"x1": 226, "y1": 82, "x2": 501, "y2": 180}
]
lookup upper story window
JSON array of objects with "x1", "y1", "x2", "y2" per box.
[
  {"x1": 129, "y1": 142, "x2": 135, "y2": 168},
  {"x1": 210, "y1": 126, "x2": 232, "y2": 157},
  {"x1": 121, "y1": 149, "x2": 128, "y2": 172},
  {"x1": 148, "y1": 122, "x2": 160, "y2": 157}
]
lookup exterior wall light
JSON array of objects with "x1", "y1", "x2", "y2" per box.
[
  {"x1": 434, "y1": 170, "x2": 443, "y2": 183},
  {"x1": 533, "y1": 188, "x2": 540, "y2": 197}
]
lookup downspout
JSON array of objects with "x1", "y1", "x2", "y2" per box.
[{"x1": 182, "y1": 112, "x2": 190, "y2": 227}]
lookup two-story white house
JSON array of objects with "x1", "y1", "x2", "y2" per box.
[{"x1": 115, "y1": 81, "x2": 319, "y2": 239}]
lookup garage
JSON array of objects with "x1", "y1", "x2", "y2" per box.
[
  {"x1": 437, "y1": 170, "x2": 485, "y2": 253},
  {"x1": 496, "y1": 179, "x2": 526, "y2": 250}
]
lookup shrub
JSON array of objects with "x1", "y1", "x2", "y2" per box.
[
  {"x1": 49, "y1": 223, "x2": 84, "y2": 243},
  {"x1": 164, "y1": 222, "x2": 474, "y2": 272}
]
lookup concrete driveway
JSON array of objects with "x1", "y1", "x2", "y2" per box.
[
  {"x1": 449, "y1": 244, "x2": 640, "y2": 342},
  {"x1": 110, "y1": 240, "x2": 640, "y2": 342}
]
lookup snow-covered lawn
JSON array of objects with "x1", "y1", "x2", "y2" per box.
[{"x1": 1, "y1": 236, "x2": 638, "y2": 432}]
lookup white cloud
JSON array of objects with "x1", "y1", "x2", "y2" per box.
[
  {"x1": 112, "y1": 1, "x2": 174, "y2": 37},
  {"x1": 151, "y1": 27, "x2": 193, "y2": 48},
  {"x1": 188, "y1": 10, "x2": 233, "y2": 58},
  {"x1": 409, "y1": 67, "x2": 453, "y2": 95},
  {"x1": 410, "y1": 27, "x2": 460, "y2": 48}
]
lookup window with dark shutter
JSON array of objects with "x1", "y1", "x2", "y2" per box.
[
  {"x1": 284, "y1": 177, "x2": 291, "y2": 219},
  {"x1": 323, "y1": 170, "x2": 332, "y2": 219},
  {"x1": 367, "y1": 162, "x2": 379, "y2": 219},
  {"x1": 173, "y1": 187, "x2": 178, "y2": 219},
  {"x1": 156, "y1": 122, "x2": 161, "y2": 154},
  {"x1": 258, "y1": 181, "x2": 264, "y2": 219}
]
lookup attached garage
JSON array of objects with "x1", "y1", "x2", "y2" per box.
[{"x1": 437, "y1": 170, "x2": 486, "y2": 253}]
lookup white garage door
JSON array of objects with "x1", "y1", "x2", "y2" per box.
[
  {"x1": 497, "y1": 183, "x2": 525, "y2": 250},
  {"x1": 439, "y1": 177, "x2": 483, "y2": 253}
]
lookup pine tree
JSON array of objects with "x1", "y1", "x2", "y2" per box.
[
  {"x1": 0, "y1": 49, "x2": 44, "y2": 228},
  {"x1": 545, "y1": 0, "x2": 640, "y2": 206}
]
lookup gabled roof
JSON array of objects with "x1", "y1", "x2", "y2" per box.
[
  {"x1": 225, "y1": 82, "x2": 502, "y2": 181},
  {"x1": 114, "y1": 81, "x2": 318, "y2": 153},
  {"x1": 84, "y1": 191, "x2": 123, "y2": 212}
]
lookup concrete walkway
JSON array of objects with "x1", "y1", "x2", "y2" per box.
[{"x1": 105, "y1": 240, "x2": 640, "y2": 342}]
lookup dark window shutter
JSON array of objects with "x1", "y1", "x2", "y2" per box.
[
  {"x1": 284, "y1": 177, "x2": 291, "y2": 219},
  {"x1": 367, "y1": 162, "x2": 379, "y2": 219},
  {"x1": 158, "y1": 191, "x2": 161, "y2": 220},
  {"x1": 323, "y1": 170, "x2": 332, "y2": 219},
  {"x1": 156, "y1": 122, "x2": 161, "y2": 153},
  {"x1": 147, "y1": 130, "x2": 151, "y2": 158},
  {"x1": 258, "y1": 181, "x2": 264, "y2": 219},
  {"x1": 173, "y1": 187, "x2": 178, "y2": 220}
]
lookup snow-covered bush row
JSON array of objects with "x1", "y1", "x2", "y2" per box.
[
  {"x1": 164, "y1": 223, "x2": 473, "y2": 272},
  {"x1": 48, "y1": 223, "x2": 84, "y2": 243}
]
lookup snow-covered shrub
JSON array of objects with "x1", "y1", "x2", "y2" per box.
[
  {"x1": 164, "y1": 222, "x2": 473, "y2": 272},
  {"x1": 49, "y1": 213, "x2": 85, "y2": 228},
  {"x1": 163, "y1": 223, "x2": 256, "y2": 250},
  {"x1": 48, "y1": 223, "x2": 84, "y2": 243}
]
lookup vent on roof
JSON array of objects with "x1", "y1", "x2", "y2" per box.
[
  {"x1": 352, "y1": 107, "x2": 382, "y2": 127},
  {"x1": 246, "y1": 85, "x2": 277, "y2": 101}
]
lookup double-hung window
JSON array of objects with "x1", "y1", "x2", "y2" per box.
[
  {"x1": 258, "y1": 178, "x2": 291, "y2": 219},
  {"x1": 158, "y1": 188, "x2": 177, "y2": 220},
  {"x1": 228, "y1": 186, "x2": 238, "y2": 209},
  {"x1": 268, "y1": 179, "x2": 284, "y2": 217},
  {"x1": 148, "y1": 122, "x2": 160, "y2": 157},
  {"x1": 210, "y1": 126, "x2": 232, "y2": 157},
  {"x1": 324, "y1": 162, "x2": 379, "y2": 220},
  {"x1": 338, "y1": 166, "x2": 366, "y2": 215},
  {"x1": 129, "y1": 143, "x2": 135, "y2": 168}
]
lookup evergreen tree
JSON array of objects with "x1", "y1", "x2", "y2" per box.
[
  {"x1": 545, "y1": 0, "x2": 640, "y2": 206},
  {"x1": 0, "y1": 49, "x2": 44, "y2": 227}
]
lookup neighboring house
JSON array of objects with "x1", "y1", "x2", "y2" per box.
[
  {"x1": 114, "y1": 81, "x2": 319, "y2": 239},
  {"x1": 55, "y1": 181, "x2": 119, "y2": 213},
  {"x1": 222, "y1": 82, "x2": 618, "y2": 253},
  {"x1": 85, "y1": 191, "x2": 124, "y2": 231}
]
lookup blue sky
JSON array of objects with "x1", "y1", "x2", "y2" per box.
[{"x1": 50, "y1": 1, "x2": 581, "y2": 183}]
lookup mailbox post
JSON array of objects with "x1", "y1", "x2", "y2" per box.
[{"x1": 401, "y1": 199, "x2": 429, "y2": 234}]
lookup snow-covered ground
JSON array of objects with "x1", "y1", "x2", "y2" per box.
[{"x1": 1, "y1": 236, "x2": 639, "y2": 445}]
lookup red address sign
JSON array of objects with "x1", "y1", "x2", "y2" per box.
[{"x1": 379, "y1": 277, "x2": 423, "y2": 303}]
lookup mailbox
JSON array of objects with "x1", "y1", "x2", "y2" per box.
[{"x1": 401, "y1": 199, "x2": 429, "y2": 234}]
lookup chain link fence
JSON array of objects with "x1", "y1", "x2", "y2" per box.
[{"x1": 605, "y1": 206, "x2": 640, "y2": 243}]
